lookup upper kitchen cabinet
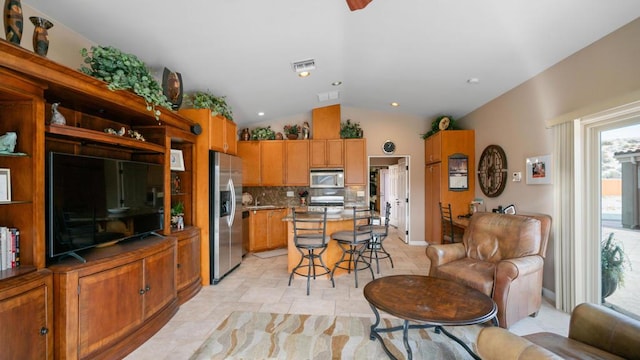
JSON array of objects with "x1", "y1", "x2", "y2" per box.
[
  {"x1": 344, "y1": 139, "x2": 367, "y2": 186},
  {"x1": 179, "y1": 109, "x2": 237, "y2": 154},
  {"x1": 310, "y1": 139, "x2": 343, "y2": 168},
  {"x1": 260, "y1": 141, "x2": 285, "y2": 186},
  {"x1": 284, "y1": 140, "x2": 310, "y2": 186},
  {"x1": 312, "y1": 104, "x2": 340, "y2": 139},
  {"x1": 237, "y1": 141, "x2": 261, "y2": 186}
]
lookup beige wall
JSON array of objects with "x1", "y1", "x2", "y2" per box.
[
  {"x1": 13, "y1": 5, "x2": 94, "y2": 69},
  {"x1": 459, "y1": 18, "x2": 640, "y2": 293}
]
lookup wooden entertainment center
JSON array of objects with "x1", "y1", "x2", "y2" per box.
[{"x1": 0, "y1": 41, "x2": 202, "y2": 359}]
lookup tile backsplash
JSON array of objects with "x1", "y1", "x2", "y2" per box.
[{"x1": 243, "y1": 186, "x2": 367, "y2": 207}]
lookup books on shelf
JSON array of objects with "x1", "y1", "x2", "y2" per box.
[{"x1": 0, "y1": 227, "x2": 20, "y2": 270}]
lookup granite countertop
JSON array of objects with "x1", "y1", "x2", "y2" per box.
[{"x1": 282, "y1": 208, "x2": 379, "y2": 222}]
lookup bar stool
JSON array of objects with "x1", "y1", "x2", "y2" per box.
[
  {"x1": 359, "y1": 201, "x2": 393, "y2": 273},
  {"x1": 288, "y1": 207, "x2": 333, "y2": 295},
  {"x1": 330, "y1": 206, "x2": 375, "y2": 288}
]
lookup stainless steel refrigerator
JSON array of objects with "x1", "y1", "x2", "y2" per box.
[{"x1": 209, "y1": 151, "x2": 243, "y2": 284}]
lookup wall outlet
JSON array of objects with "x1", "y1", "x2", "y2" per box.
[
  {"x1": 512, "y1": 172, "x2": 522, "y2": 182},
  {"x1": 357, "y1": 190, "x2": 365, "y2": 197},
  {"x1": 286, "y1": 191, "x2": 294, "y2": 197}
]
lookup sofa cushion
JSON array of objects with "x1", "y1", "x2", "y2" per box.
[
  {"x1": 525, "y1": 332, "x2": 626, "y2": 360},
  {"x1": 465, "y1": 213, "x2": 542, "y2": 263},
  {"x1": 433, "y1": 257, "x2": 495, "y2": 296}
]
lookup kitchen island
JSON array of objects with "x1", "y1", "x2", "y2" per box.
[{"x1": 283, "y1": 209, "x2": 375, "y2": 277}]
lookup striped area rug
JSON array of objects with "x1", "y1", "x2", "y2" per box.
[{"x1": 190, "y1": 311, "x2": 482, "y2": 359}]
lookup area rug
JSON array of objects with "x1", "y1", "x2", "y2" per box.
[
  {"x1": 190, "y1": 311, "x2": 482, "y2": 359},
  {"x1": 253, "y1": 248, "x2": 288, "y2": 259}
]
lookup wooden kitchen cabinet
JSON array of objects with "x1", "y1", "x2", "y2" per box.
[
  {"x1": 312, "y1": 104, "x2": 341, "y2": 139},
  {"x1": 0, "y1": 269, "x2": 53, "y2": 360},
  {"x1": 179, "y1": 109, "x2": 237, "y2": 154},
  {"x1": 260, "y1": 141, "x2": 285, "y2": 186},
  {"x1": 249, "y1": 209, "x2": 287, "y2": 252},
  {"x1": 344, "y1": 139, "x2": 367, "y2": 185},
  {"x1": 50, "y1": 236, "x2": 178, "y2": 360},
  {"x1": 237, "y1": 141, "x2": 261, "y2": 186},
  {"x1": 285, "y1": 140, "x2": 310, "y2": 185},
  {"x1": 423, "y1": 130, "x2": 475, "y2": 244},
  {"x1": 310, "y1": 139, "x2": 344, "y2": 168}
]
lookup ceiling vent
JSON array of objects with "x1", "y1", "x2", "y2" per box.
[
  {"x1": 317, "y1": 91, "x2": 340, "y2": 102},
  {"x1": 292, "y1": 59, "x2": 316, "y2": 73}
]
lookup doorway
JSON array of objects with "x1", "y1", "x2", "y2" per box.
[
  {"x1": 368, "y1": 156, "x2": 410, "y2": 243},
  {"x1": 600, "y1": 123, "x2": 640, "y2": 319}
]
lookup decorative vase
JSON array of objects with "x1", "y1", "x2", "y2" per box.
[
  {"x1": 29, "y1": 16, "x2": 53, "y2": 56},
  {"x1": 3, "y1": 0, "x2": 23, "y2": 45},
  {"x1": 240, "y1": 128, "x2": 250, "y2": 141},
  {"x1": 287, "y1": 133, "x2": 298, "y2": 140},
  {"x1": 275, "y1": 132, "x2": 283, "y2": 140},
  {"x1": 50, "y1": 102, "x2": 66, "y2": 125}
]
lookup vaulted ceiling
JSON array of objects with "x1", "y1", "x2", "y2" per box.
[{"x1": 24, "y1": 0, "x2": 640, "y2": 126}]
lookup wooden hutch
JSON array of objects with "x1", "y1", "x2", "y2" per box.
[{"x1": 0, "y1": 41, "x2": 202, "y2": 359}]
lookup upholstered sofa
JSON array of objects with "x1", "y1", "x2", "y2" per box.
[
  {"x1": 426, "y1": 212, "x2": 551, "y2": 328},
  {"x1": 476, "y1": 302, "x2": 640, "y2": 360}
]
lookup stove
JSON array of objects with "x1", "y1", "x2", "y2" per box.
[{"x1": 307, "y1": 195, "x2": 344, "y2": 214}]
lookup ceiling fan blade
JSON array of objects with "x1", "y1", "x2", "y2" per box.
[{"x1": 346, "y1": 0, "x2": 373, "y2": 11}]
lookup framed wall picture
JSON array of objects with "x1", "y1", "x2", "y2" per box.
[
  {"x1": 0, "y1": 168, "x2": 11, "y2": 202},
  {"x1": 448, "y1": 154, "x2": 469, "y2": 191},
  {"x1": 526, "y1": 154, "x2": 552, "y2": 184},
  {"x1": 170, "y1": 149, "x2": 185, "y2": 171}
]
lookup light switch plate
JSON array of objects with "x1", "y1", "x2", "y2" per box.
[
  {"x1": 287, "y1": 191, "x2": 294, "y2": 197},
  {"x1": 357, "y1": 191, "x2": 365, "y2": 197}
]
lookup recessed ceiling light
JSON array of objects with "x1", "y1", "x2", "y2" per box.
[
  {"x1": 390, "y1": 102, "x2": 400, "y2": 107},
  {"x1": 467, "y1": 78, "x2": 480, "y2": 84},
  {"x1": 258, "y1": 112, "x2": 265, "y2": 116},
  {"x1": 298, "y1": 71, "x2": 311, "y2": 78},
  {"x1": 332, "y1": 81, "x2": 342, "y2": 86}
]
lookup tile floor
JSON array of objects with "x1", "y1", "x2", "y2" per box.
[{"x1": 125, "y1": 228, "x2": 570, "y2": 359}]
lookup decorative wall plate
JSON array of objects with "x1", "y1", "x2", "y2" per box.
[{"x1": 477, "y1": 144, "x2": 508, "y2": 197}]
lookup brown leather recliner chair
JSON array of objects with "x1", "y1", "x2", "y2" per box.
[{"x1": 426, "y1": 212, "x2": 551, "y2": 328}]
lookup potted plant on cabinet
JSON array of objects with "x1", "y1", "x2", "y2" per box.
[
  {"x1": 340, "y1": 119, "x2": 363, "y2": 139},
  {"x1": 184, "y1": 90, "x2": 234, "y2": 121},
  {"x1": 171, "y1": 201, "x2": 185, "y2": 230},
  {"x1": 79, "y1": 45, "x2": 173, "y2": 120},
  {"x1": 601, "y1": 232, "x2": 629, "y2": 301},
  {"x1": 283, "y1": 124, "x2": 300, "y2": 140}
]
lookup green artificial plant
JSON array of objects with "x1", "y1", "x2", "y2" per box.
[
  {"x1": 184, "y1": 90, "x2": 234, "y2": 121},
  {"x1": 80, "y1": 46, "x2": 173, "y2": 120},
  {"x1": 421, "y1": 115, "x2": 457, "y2": 139},
  {"x1": 171, "y1": 201, "x2": 184, "y2": 216},
  {"x1": 251, "y1": 126, "x2": 276, "y2": 140},
  {"x1": 340, "y1": 119, "x2": 363, "y2": 139},
  {"x1": 283, "y1": 124, "x2": 300, "y2": 135}
]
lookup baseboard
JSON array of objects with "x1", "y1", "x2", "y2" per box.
[{"x1": 542, "y1": 287, "x2": 556, "y2": 304}]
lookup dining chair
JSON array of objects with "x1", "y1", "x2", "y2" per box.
[{"x1": 440, "y1": 202, "x2": 463, "y2": 244}]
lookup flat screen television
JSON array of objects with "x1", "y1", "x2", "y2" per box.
[{"x1": 47, "y1": 152, "x2": 164, "y2": 263}]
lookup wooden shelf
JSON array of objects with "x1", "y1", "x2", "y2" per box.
[
  {"x1": 0, "y1": 265, "x2": 36, "y2": 282},
  {"x1": 46, "y1": 124, "x2": 165, "y2": 153}
]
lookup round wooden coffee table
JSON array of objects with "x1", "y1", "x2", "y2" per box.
[{"x1": 363, "y1": 275, "x2": 497, "y2": 360}]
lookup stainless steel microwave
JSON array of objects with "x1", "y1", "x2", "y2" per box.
[{"x1": 310, "y1": 168, "x2": 344, "y2": 188}]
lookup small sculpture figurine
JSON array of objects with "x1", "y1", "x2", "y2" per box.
[
  {"x1": 302, "y1": 121, "x2": 310, "y2": 139},
  {"x1": 128, "y1": 129, "x2": 146, "y2": 141},
  {"x1": 117, "y1": 127, "x2": 126, "y2": 136},
  {"x1": 50, "y1": 103, "x2": 66, "y2": 125},
  {"x1": 104, "y1": 128, "x2": 117, "y2": 135},
  {"x1": 0, "y1": 132, "x2": 17, "y2": 153}
]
